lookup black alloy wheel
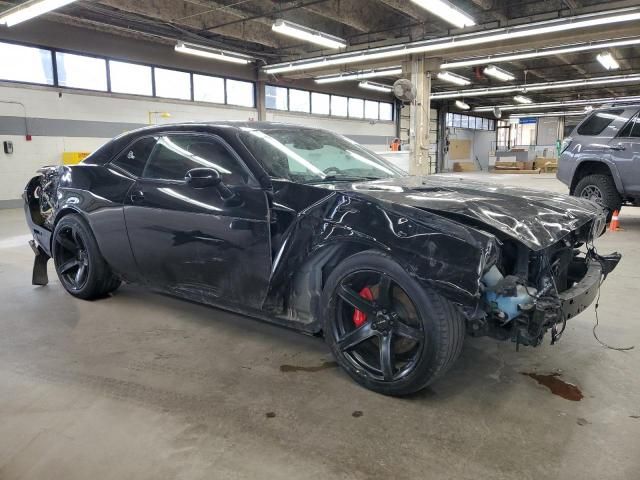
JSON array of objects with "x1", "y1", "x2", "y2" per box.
[
  {"x1": 334, "y1": 271, "x2": 424, "y2": 382},
  {"x1": 54, "y1": 224, "x2": 90, "y2": 291},
  {"x1": 52, "y1": 214, "x2": 121, "y2": 299},
  {"x1": 323, "y1": 251, "x2": 465, "y2": 396}
]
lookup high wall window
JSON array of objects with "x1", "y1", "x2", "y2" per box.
[
  {"x1": 446, "y1": 112, "x2": 495, "y2": 131},
  {"x1": 331, "y1": 95, "x2": 348, "y2": 117},
  {"x1": 348, "y1": 98, "x2": 364, "y2": 119},
  {"x1": 379, "y1": 102, "x2": 393, "y2": 121},
  {"x1": 154, "y1": 67, "x2": 191, "y2": 100},
  {"x1": 109, "y1": 60, "x2": 152, "y2": 96},
  {"x1": 226, "y1": 79, "x2": 254, "y2": 107},
  {"x1": 265, "y1": 85, "x2": 393, "y2": 121},
  {"x1": 0, "y1": 41, "x2": 256, "y2": 110},
  {"x1": 266, "y1": 85, "x2": 288, "y2": 110},
  {"x1": 194, "y1": 74, "x2": 225, "y2": 104},
  {"x1": 0, "y1": 42, "x2": 54, "y2": 85},
  {"x1": 311, "y1": 92, "x2": 330, "y2": 115},
  {"x1": 289, "y1": 89, "x2": 310, "y2": 113},
  {"x1": 56, "y1": 52, "x2": 107, "y2": 91}
]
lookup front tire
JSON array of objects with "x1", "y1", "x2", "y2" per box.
[
  {"x1": 574, "y1": 174, "x2": 622, "y2": 216},
  {"x1": 322, "y1": 250, "x2": 465, "y2": 396},
  {"x1": 52, "y1": 214, "x2": 121, "y2": 300}
]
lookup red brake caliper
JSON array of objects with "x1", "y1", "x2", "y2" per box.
[{"x1": 352, "y1": 287, "x2": 374, "y2": 328}]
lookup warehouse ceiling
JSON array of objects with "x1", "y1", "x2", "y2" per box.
[{"x1": 1, "y1": 0, "x2": 639, "y2": 112}]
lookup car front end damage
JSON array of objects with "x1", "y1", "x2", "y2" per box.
[{"x1": 471, "y1": 213, "x2": 620, "y2": 348}]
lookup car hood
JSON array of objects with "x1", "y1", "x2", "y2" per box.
[{"x1": 326, "y1": 176, "x2": 602, "y2": 251}]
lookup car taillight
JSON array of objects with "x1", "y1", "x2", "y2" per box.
[{"x1": 560, "y1": 137, "x2": 573, "y2": 154}]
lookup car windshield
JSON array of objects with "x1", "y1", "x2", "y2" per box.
[{"x1": 238, "y1": 127, "x2": 405, "y2": 183}]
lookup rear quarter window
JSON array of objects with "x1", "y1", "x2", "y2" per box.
[{"x1": 577, "y1": 110, "x2": 624, "y2": 136}]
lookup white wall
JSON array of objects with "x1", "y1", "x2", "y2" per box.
[{"x1": 444, "y1": 128, "x2": 495, "y2": 171}]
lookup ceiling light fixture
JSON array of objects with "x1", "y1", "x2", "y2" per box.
[
  {"x1": 509, "y1": 111, "x2": 586, "y2": 118},
  {"x1": 473, "y1": 95, "x2": 640, "y2": 112},
  {"x1": 314, "y1": 66, "x2": 403, "y2": 84},
  {"x1": 440, "y1": 37, "x2": 640, "y2": 69},
  {"x1": 430, "y1": 73, "x2": 640, "y2": 99},
  {"x1": 272, "y1": 19, "x2": 346, "y2": 49},
  {"x1": 175, "y1": 42, "x2": 253, "y2": 64},
  {"x1": 438, "y1": 71, "x2": 471, "y2": 86},
  {"x1": 596, "y1": 51, "x2": 620, "y2": 70},
  {"x1": 263, "y1": 8, "x2": 640, "y2": 74},
  {"x1": 411, "y1": 0, "x2": 476, "y2": 29},
  {"x1": 455, "y1": 100, "x2": 471, "y2": 110},
  {"x1": 483, "y1": 65, "x2": 515, "y2": 82},
  {"x1": 513, "y1": 95, "x2": 533, "y2": 104},
  {"x1": 359, "y1": 81, "x2": 393, "y2": 93},
  {"x1": 0, "y1": 0, "x2": 78, "y2": 26}
]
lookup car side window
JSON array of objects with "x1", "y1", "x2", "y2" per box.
[
  {"x1": 577, "y1": 109, "x2": 624, "y2": 136},
  {"x1": 111, "y1": 137, "x2": 156, "y2": 177},
  {"x1": 620, "y1": 114, "x2": 640, "y2": 138},
  {"x1": 142, "y1": 134, "x2": 247, "y2": 184}
]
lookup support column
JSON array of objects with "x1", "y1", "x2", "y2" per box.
[
  {"x1": 256, "y1": 80, "x2": 267, "y2": 121},
  {"x1": 405, "y1": 56, "x2": 440, "y2": 176}
]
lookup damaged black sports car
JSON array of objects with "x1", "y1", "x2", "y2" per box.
[{"x1": 23, "y1": 122, "x2": 620, "y2": 395}]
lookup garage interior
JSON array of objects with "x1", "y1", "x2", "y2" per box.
[{"x1": 1, "y1": 1, "x2": 639, "y2": 479}]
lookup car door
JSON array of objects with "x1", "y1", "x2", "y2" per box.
[
  {"x1": 609, "y1": 111, "x2": 640, "y2": 196},
  {"x1": 118, "y1": 132, "x2": 272, "y2": 309}
]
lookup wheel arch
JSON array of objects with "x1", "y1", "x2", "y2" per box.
[{"x1": 570, "y1": 159, "x2": 624, "y2": 195}]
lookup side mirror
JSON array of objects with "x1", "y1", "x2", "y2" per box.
[{"x1": 185, "y1": 168, "x2": 221, "y2": 188}]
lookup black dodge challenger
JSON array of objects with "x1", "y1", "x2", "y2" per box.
[{"x1": 23, "y1": 122, "x2": 620, "y2": 395}]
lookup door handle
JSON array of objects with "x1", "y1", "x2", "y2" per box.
[
  {"x1": 130, "y1": 190, "x2": 145, "y2": 202},
  {"x1": 609, "y1": 144, "x2": 626, "y2": 151}
]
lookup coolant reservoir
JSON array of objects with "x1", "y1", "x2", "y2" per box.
[{"x1": 482, "y1": 266, "x2": 535, "y2": 321}]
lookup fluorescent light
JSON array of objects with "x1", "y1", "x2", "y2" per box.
[
  {"x1": 514, "y1": 95, "x2": 533, "y2": 104},
  {"x1": 441, "y1": 37, "x2": 640, "y2": 69},
  {"x1": 272, "y1": 19, "x2": 346, "y2": 49},
  {"x1": 314, "y1": 66, "x2": 402, "y2": 84},
  {"x1": 474, "y1": 95, "x2": 640, "y2": 112},
  {"x1": 509, "y1": 111, "x2": 586, "y2": 118},
  {"x1": 263, "y1": 8, "x2": 640, "y2": 74},
  {"x1": 175, "y1": 42, "x2": 252, "y2": 64},
  {"x1": 597, "y1": 51, "x2": 620, "y2": 70},
  {"x1": 438, "y1": 71, "x2": 471, "y2": 86},
  {"x1": 0, "y1": 0, "x2": 77, "y2": 26},
  {"x1": 411, "y1": 0, "x2": 475, "y2": 29},
  {"x1": 430, "y1": 73, "x2": 640, "y2": 99},
  {"x1": 484, "y1": 65, "x2": 515, "y2": 82},
  {"x1": 359, "y1": 81, "x2": 393, "y2": 93},
  {"x1": 455, "y1": 100, "x2": 471, "y2": 110}
]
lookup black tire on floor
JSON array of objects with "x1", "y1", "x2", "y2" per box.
[
  {"x1": 322, "y1": 250, "x2": 465, "y2": 396},
  {"x1": 574, "y1": 174, "x2": 622, "y2": 216},
  {"x1": 52, "y1": 213, "x2": 121, "y2": 300}
]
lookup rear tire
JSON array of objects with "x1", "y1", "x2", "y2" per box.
[
  {"x1": 322, "y1": 250, "x2": 464, "y2": 396},
  {"x1": 52, "y1": 214, "x2": 121, "y2": 300},
  {"x1": 574, "y1": 174, "x2": 622, "y2": 216}
]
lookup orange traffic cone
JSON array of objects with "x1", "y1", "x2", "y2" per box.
[{"x1": 610, "y1": 210, "x2": 621, "y2": 232}]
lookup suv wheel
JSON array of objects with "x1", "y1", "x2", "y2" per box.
[{"x1": 574, "y1": 174, "x2": 622, "y2": 216}]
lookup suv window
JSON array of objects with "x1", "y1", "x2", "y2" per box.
[
  {"x1": 619, "y1": 113, "x2": 640, "y2": 138},
  {"x1": 111, "y1": 137, "x2": 156, "y2": 177},
  {"x1": 142, "y1": 134, "x2": 247, "y2": 184},
  {"x1": 577, "y1": 109, "x2": 625, "y2": 136}
]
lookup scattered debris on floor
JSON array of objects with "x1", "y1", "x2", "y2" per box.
[
  {"x1": 352, "y1": 411, "x2": 363, "y2": 418},
  {"x1": 265, "y1": 412, "x2": 276, "y2": 418}
]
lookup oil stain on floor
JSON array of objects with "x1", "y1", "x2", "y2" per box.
[
  {"x1": 522, "y1": 372, "x2": 584, "y2": 401},
  {"x1": 280, "y1": 361, "x2": 339, "y2": 373}
]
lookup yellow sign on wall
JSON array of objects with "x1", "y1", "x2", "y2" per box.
[{"x1": 62, "y1": 152, "x2": 91, "y2": 165}]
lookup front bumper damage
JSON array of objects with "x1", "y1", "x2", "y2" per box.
[{"x1": 478, "y1": 252, "x2": 621, "y2": 348}]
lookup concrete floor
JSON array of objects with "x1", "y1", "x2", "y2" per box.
[{"x1": 1, "y1": 173, "x2": 639, "y2": 480}]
